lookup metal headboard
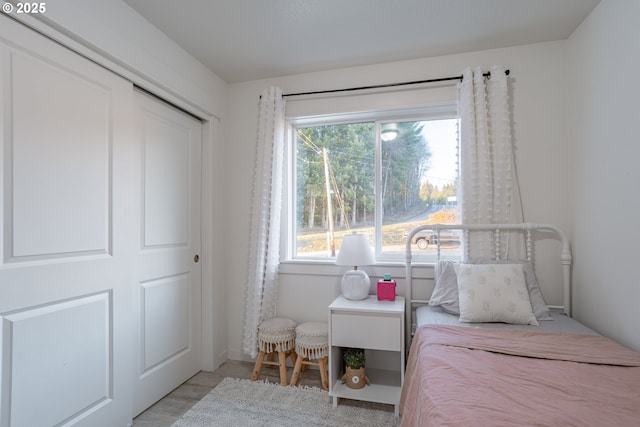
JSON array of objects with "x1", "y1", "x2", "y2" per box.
[{"x1": 404, "y1": 223, "x2": 572, "y2": 354}]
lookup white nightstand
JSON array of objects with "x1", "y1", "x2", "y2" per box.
[{"x1": 328, "y1": 295, "x2": 405, "y2": 416}]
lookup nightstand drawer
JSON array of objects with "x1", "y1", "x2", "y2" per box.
[{"x1": 331, "y1": 313, "x2": 401, "y2": 351}]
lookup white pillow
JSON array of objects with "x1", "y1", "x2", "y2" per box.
[
  {"x1": 457, "y1": 264, "x2": 539, "y2": 326},
  {"x1": 472, "y1": 260, "x2": 553, "y2": 321},
  {"x1": 429, "y1": 261, "x2": 460, "y2": 314},
  {"x1": 429, "y1": 260, "x2": 552, "y2": 321}
]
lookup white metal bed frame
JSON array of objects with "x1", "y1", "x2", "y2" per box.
[{"x1": 404, "y1": 223, "x2": 572, "y2": 353}]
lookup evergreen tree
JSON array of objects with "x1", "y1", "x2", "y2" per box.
[{"x1": 296, "y1": 121, "x2": 429, "y2": 231}]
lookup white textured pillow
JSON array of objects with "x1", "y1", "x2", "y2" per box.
[
  {"x1": 457, "y1": 264, "x2": 539, "y2": 326},
  {"x1": 472, "y1": 260, "x2": 552, "y2": 321}
]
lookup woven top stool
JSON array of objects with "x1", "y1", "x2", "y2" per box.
[
  {"x1": 289, "y1": 321, "x2": 329, "y2": 390},
  {"x1": 251, "y1": 317, "x2": 297, "y2": 386}
]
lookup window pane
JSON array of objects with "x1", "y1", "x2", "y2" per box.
[
  {"x1": 380, "y1": 119, "x2": 460, "y2": 259},
  {"x1": 295, "y1": 123, "x2": 375, "y2": 258},
  {"x1": 291, "y1": 110, "x2": 460, "y2": 262}
]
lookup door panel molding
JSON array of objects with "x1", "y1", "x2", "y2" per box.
[
  {"x1": 3, "y1": 43, "x2": 113, "y2": 264},
  {"x1": 141, "y1": 108, "x2": 192, "y2": 250},
  {"x1": 139, "y1": 273, "x2": 191, "y2": 375},
  {"x1": 1, "y1": 292, "x2": 111, "y2": 426}
]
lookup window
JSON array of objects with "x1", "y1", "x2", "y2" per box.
[{"x1": 287, "y1": 106, "x2": 461, "y2": 262}]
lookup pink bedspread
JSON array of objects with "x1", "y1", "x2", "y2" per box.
[{"x1": 400, "y1": 326, "x2": 640, "y2": 426}]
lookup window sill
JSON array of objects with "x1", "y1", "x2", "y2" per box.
[{"x1": 278, "y1": 259, "x2": 435, "y2": 279}]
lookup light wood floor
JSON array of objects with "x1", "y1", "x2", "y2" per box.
[{"x1": 133, "y1": 359, "x2": 387, "y2": 426}]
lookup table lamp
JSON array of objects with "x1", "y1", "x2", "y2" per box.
[{"x1": 336, "y1": 233, "x2": 375, "y2": 300}]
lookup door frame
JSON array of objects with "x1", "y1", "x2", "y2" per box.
[{"x1": 4, "y1": 13, "x2": 224, "y2": 372}]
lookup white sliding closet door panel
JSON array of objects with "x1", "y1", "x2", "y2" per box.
[
  {"x1": 132, "y1": 90, "x2": 202, "y2": 416},
  {"x1": 0, "y1": 16, "x2": 136, "y2": 427}
]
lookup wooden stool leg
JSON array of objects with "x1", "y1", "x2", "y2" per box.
[
  {"x1": 266, "y1": 351, "x2": 275, "y2": 368},
  {"x1": 319, "y1": 357, "x2": 329, "y2": 391},
  {"x1": 290, "y1": 354, "x2": 304, "y2": 386},
  {"x1": 251, "y1": 351, "x2": 266, "y2": 381},
  {"x1": 278, "y1": 351, "x2": 288, "y2": 386}
]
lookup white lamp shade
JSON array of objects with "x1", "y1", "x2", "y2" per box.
[
  {"x1": 336, "y1": 234, "x2": 375, "y2": 300},
  {"x1": 335, "y1": 234, "x2": 375, "y2": 267}
]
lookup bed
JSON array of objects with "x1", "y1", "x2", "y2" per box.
[{"x1": 400, "y1": 223, "x2": 640, "y2": 426}]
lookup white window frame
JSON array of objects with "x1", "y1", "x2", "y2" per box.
[{"x1": 283, "y1": 103, "x2": 459, "y2": 264}]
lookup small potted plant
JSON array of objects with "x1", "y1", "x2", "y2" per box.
[{"x1": 341, "y1": 348, "x2": 370, "y2": 389}]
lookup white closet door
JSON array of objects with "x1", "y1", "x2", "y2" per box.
[
  {"x1": 0, "y1": 16, "x2": 136, "y2": 427},
  {"x1": 132, "y1": 90, "x2": 202, "y2": 416}
]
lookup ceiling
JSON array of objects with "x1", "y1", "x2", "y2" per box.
[{"x1": 124, "y1": 0, "x2": 600, "y2": 84}]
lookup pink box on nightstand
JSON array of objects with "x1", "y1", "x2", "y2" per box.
[{"x1": 377, "y1": 274, "x2": 396, "y2": 301}]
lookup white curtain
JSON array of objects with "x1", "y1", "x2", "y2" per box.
[
  {"x1": 457, "y1": 66, "x2": 524, "y2": 260},
  {"x1": 242, "y1": 87, "x2": 286, "y2": 358}
]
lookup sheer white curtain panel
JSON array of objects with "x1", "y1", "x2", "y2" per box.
[
  {"x1": 457, "y1": 66, "x2": 524, "y2": 260},
  {"x1": 242, "y1": 87, "x2": 286, "y2": 358}
]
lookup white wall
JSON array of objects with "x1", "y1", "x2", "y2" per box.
[
  {"x1": 567, "y1": 0, "x2": 640, "y2": 351},
  {"x1": 226, "y1": 41, "x2": 572, "y2": 361}
]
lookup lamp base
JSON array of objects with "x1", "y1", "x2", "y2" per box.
[{"x1": 341, "y1": 270, "x2": 371, "y2": 300}]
